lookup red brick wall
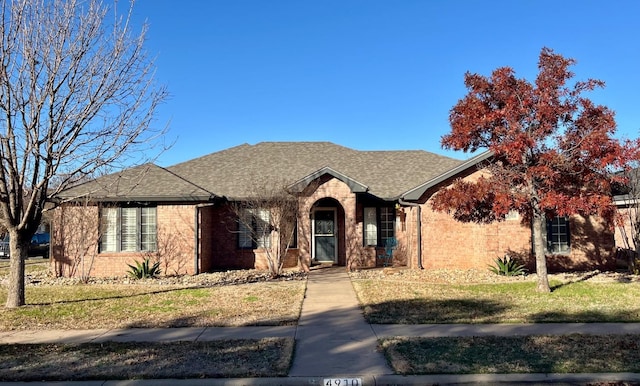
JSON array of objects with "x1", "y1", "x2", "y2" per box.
[
  {"x1": 298, "y1": 176, "x2": 360, "y2": 269},
  {"x1": 52, "y1": 204, "x2": 196, "y2": 278},
  {"x1": 615, "y1": 206, "x2": 636, "y2": 250},
  {"x1": 51, "y1": 204, "x2": 100, "y2": 277},
  {"x1": 155, "y1": 205, "x2": 196, "y2": 275},
  {"x1": 198, "y1": 205, "x2": 215, "y2": 273},
  {"x1": 201, "y1": 203, "x2": 301, "y2": 271},
  {"x1": 552, "y1": 214, "x2": 615, "y2": 271},
  {"x1": 419, "y1": 203, "x2": 531, "y2": 270},
  {"x1": 410, "y1": 168, "x2": 616, "y2": 272}
]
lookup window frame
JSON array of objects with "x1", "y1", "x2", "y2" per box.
[
  {"x1": 99, "y1": 206, "x2": 157, "y2": 253},
  {"x1": 547, "y1": 215, "x2": 570, "y2": 254},
  {"x1": 363, "y1": 206, "x2": 395, "y2": 247},
  {"x1": 238, "y1": 207, "x2": 272, "y2": 249}
]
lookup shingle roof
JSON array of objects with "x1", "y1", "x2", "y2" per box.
[
  {"x1": 167, "y1": 142, "x2": 463, "y2": 200},
  {"x1": 56, "y1": 163, "x2": 215, "y2": 202},
  {"x1": 57, "y1": 142, "x2": 465, "y2": 202}
]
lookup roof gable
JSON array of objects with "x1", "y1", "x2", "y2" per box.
[{"x1": 289, "y1": 166, "x2": 369, "y2": 194}]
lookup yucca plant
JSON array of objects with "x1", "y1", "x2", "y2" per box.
[
  {"x1": 488, "y1": 255, "x2": 527, "y2": 276},
  {"x1": 127, "y1": 258, "x2": 161, "y2": 279}
]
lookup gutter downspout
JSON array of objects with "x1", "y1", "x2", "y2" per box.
[{"x1": 398, "y1": 198, "x2": 423, "y2": 269}]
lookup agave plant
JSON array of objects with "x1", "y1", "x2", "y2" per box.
[
  {"x1": 488, "y1": 255, "x2": 527, "y2": 276},
  {"x1": 127, "y1": 258, "x2": 161, "y2": 279}
]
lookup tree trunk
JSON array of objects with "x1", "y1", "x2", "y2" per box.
[
  {"x1": 532, "y1": 212, "x2": 551, "y2": 292},
  {"x1": 5, "y1": 231, "x2": 29, "y2": 308}
]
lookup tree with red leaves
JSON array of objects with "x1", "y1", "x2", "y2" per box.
[{"x1": 432, "y1": 48, "x2": 633, "y2": 292}]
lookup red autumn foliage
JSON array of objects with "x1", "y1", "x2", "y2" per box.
[
  {"x1": 431, "y1": 48, "x2": 636, "y2": 291},
  {"x1": 433, "y1": 47, "x2": 631, "y2": 225}
]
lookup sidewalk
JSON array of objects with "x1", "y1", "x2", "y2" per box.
[
  {"x1": 2, "y1": 267, "x2": 640, "y2": 385},
  {"x1": 288, "y1": 267, "x2": 390, "y2": 376}
]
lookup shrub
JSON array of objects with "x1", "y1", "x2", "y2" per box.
[
  {"x1": 488, "y1": 255, "x2": 527, "y2": 276},
  {"x1": 127, "y1": 258, "x2": 161, "y2": 279}
]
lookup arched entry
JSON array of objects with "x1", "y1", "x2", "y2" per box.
[{"x1": 311, "y1": 198, "x2": 345, "y2": 264}]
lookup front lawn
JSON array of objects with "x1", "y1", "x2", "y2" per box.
[
  {"x1": 0, "y1": 338, "x2": 293, "y2": 381},
  {"x1": 381, "y1": 334, "x2": 640, "y2": 374},
  {"x1": 352, "y1": 269, "x2": 640, "y2": 323},
  {"x1": 0, "y1": 265, "x2": 306, "y2": 329}
]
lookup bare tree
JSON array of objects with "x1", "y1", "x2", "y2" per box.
[
  {"x1": 0, "y1": 0, "x2": 167, "y2": 307},
  {"x1": 229, "y1": 182, "x2": 299, "y2": 278},
  {"x1": 52, "y1": 199, "x2": 101, "y2": 282}
]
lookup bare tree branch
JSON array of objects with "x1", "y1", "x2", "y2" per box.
[
  {"x1": 0, "y1": 0, "x2": 168, "y2": 307},
  {"x1": 228, "y1": 179, "x2": 299, "y2": 278}
]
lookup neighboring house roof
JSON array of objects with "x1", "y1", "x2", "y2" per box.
[
  {"x1": 613, "y1": 167, "x2": 640, "y2": 206},
  {"x1": 56, "y1": 163, "x2": 216, "y2": 202},
  {"x1": 56, "y1": 142, "x2": 466, "y2": 202}
]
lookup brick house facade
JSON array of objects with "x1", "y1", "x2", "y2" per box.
[{"x1": 51, "y1": 142, "x2": 616, "y2": 277}]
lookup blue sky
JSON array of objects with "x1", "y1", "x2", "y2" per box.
[{"x1": 129, "y1": 1, "x2": 640, "y2": 166}]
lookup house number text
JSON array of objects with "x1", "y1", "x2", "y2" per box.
[{"x1": 324, "y1": 378, "x2": 362, "y2": 386}]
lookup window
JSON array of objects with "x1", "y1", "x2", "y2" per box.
[
  {"x1": 238, "y1": 208, "x2": 271, "y2": 249},
  {"x1": 547, "y1": 216, "x2": 570, "y2": 253},
  {"x1": 379, "y1": 207, "x2": 394, "y2": 245},
  {"x1": 364, "y1": 207, "x2": 377, "y2": 246},
  {"x1": 100, "y1": 207, "x2": 157, "y2": 252},
  {"x1": 363, "y1": 206, "x2": 395, "y2": 246}
]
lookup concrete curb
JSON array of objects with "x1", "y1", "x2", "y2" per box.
[{"x1": 3, "y1": 373, "x2": 638, "y2": 385}]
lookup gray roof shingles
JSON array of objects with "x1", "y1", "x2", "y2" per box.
[
  {"x1": 57, "y1": 142, "x2": 464, "y2": 202},
  {"x1": 56, "y1": 163, "x2": 215, "y2": 202}
]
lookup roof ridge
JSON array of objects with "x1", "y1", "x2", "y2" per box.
[{"x1": 166, "y1": 143, "x2": 252, "y2": 168}]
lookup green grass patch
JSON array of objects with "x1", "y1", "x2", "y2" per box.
[
  {"x1": 0, "y1": 259, "x2": 48, "y2": 276},
  {"x1": 0, "y1": 281, "x2": 306, "y2": 329},
  {"x1": 0, "y1": 338, "x2": 294, "y2": 381},
  {"x1": 354, "y1": 279, "x2": 640, "y2": 323},
  {"x1": 381, "y1": 334, "x2": 640, "y2": 374}
]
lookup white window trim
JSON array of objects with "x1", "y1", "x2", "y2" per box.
[{"x1": 100, "y1": 206, "x2": 157, "y2": 253}]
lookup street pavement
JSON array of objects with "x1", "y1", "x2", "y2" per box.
[{"x1": 1, "y1": 267, "x2": 640, "y2": 385}]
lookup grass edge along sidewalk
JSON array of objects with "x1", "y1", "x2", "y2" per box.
[
  {"x1": 0, "y1": 338, "x2": 294, "y2": 382},
  {"x1": 380, "y1": 334, "x2": 640, "y2": 375}
]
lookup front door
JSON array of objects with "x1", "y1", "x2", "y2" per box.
[{"x1": 313, "y1": 209, "x2": 337, "y2": 263}]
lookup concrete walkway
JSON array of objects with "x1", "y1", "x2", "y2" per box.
[
  {"x1": 2, "y1": 267, "x2": 640, "y2": 385},
  {"x1": 289, "y1": 267, "x2": 390, "y2": 376}
]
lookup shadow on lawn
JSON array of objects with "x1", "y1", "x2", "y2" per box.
[
  {"x1": 364, "y1": 298, "x2": 508, "y2": 324},
  {"x1": 364, "y1": 298, "x2": 640, "y2": 323},
  {"x1": 30, "y1": 286, "x2": 202, "y2": 306},
  {"x1": 549, "y1": 270, "x2": 600, "y2": 291}
]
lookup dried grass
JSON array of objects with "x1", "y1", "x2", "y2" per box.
[
  {"x1": 0, "y1": 268, "x2": 307, "y2": 330},
  {"x1": 352, "y1": 268, "x2": 640, "y2": 323},
  {"x1": 0, "y1": 338, "x2": 294, "y2": 381},
  {"x1": 381, "y1": 334, "x2": 640, "y2": 374}
]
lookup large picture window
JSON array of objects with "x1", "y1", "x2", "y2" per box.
[
  {"x1": 363, "y1": 206, "x2": 395, "y2": 246},
  {"x1": 100, "y1": 207, "x2": 157, "y2": 252},
  {"x1": 547, "y1": 216, "x2": 570, "y2": 254},
  {"x1": 238, "y1": 208, "x2": 271, "y2": 249}
]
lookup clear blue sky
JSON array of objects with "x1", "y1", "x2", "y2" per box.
[{"x1": 129, "y1": 0, "x2": 640, "y2": 166}]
